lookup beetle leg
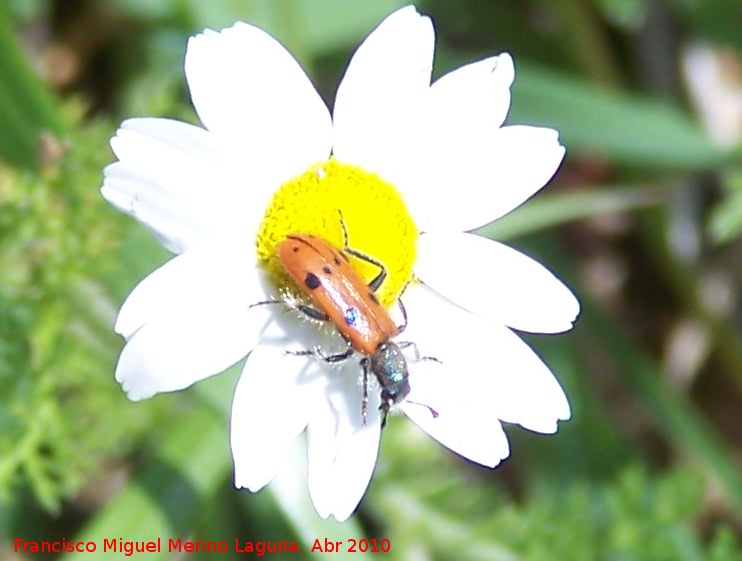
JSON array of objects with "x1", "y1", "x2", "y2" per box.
[
  {"x1": 336, "y1": 209, "x2": 388, "y2": 292},
  {"x1": 360, "y1": 357, "x2": 369, "y2": 426},
  {"x1": 286, "y1": 346, "x2": 354, "y2": 364},
  {"x1": 250, "y1": 296, "x2": 330, "y2": 322},
  {"x1": 280, "y1": 290, "x2": 330, "y2": 322},
  {"x1": 394, "y1": 299, "x2": 408, "y2": 335},
  {"x1": 248, "y1": 298, "x2": 283, "y2": 309},
  {"x1": 319, "y1": 348, "x2": 355, "y2": 363},
  {"x1": 397, "y1": 340, "x2": 442, "y2": 364},
  {"x1": 344, "y1": 246, "x2": 387, "y2": 292},
  {"x1": 284, "y1": 348, "x2": 314, "y2": 358},
  {"x1": 295, "y1": 304, "x2": 330, "y2": 322}
]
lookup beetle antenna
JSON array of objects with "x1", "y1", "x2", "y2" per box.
[{"x1": 405, "y1": 400, "x2": 439, "y2": 419}]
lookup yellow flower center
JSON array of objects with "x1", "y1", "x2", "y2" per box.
[{"x1": 256, "y1": 158, "x2": 417, "y2": 307}]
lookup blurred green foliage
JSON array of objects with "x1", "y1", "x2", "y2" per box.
[
  {"x1": 1, "y1": 0, "x2": 742, "y2": 560},
  {"x1": 372, "y1": 430, "x2": 738, "y2": 561},
  {"x1": 0, "y1": 108, "x2": 168, "y2": 512},
  {"x1": 709, "y1": 167, "x2": 742, "y2": 243},
  {"x1": 0, "y1": 3, "x2": 64, "y2": 168}
]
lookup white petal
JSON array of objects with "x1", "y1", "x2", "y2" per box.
[
  {"x1": 397, "y1": 288, "x2": 509, "y2": 466},
  {"x1": 306, "y1": 363, "x2": 381, "y2": 520},
  {"x1": 109, "y1": 117, "x2": 215, "y2": 162},
  {"x1": 407, "y1": 123, "x2": 566, "y2": 232},
  {"x1": 185, "y1": 23, "x2": 332, "y2": 183},
  {"x1": 401, "y1": 285, "x2": 570, "y2": 435},
  {"x1": 102, "y1": 118, "x2": 266, "y2": 253},
  {"x1": 484, "y1": 125, "x2": 567, "y2": 222},
  {"x1": 333, "y1": 6, "x2": 433, "y2": 175},
  {"x1": 401, "y1": 397, "x2": 510, "y2": 468},
  {"x1": 232, "y1": 346, "x2": 318, "y2": 491},
  {"x1": 115, "y1": 240, "x2": 265, "y2": 339},
  {"x1": 113, "y1": 247, "x2": 275, "y2": 400},
  {"x1": 431, "y1": 53, "x2": 514, "y2": 134},
  {"x1": 415, "y1": 232, "x2": 580, "y2": 333},
  {"x1": 397, "y1": 54, "x2": 513, "y2": 230},
  {"x1": 115, "y1": 304, "x2": 268, "y2": 401}
]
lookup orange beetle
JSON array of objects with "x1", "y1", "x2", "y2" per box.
[
  {"x1": 253, "y1": 215, "x2": 438, "y2": 428},
  {"x1": 277, "y1": 233, "x2": 397, "y2": 355}
]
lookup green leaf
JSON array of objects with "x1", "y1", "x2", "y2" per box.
[
  {"x1": 117, "y1": 0, "x2": 410, "y2": 57},
  {"x1": 708, "y1": 167, "x2": 742, "y2": 244},
  {"x1": 205, "y1": 0, "x2": 409, "y2": 63},
  {"x1": 59, "y1": 393, "x2": 233, "y2": 561},
  {"x1": 511, "y1": 64, "x2": 723, "y2": 170},
  {"x1": 0, "y1": 4, "x2": 65, "y2": 168},
  {"x1": 477, "y1": 186, "x2": 661, "y2": 240},
  {"x1": 587, "y1": 307, "x2": 742, "y2": 517},
  {"x1": 294, "y1": 0, "x2": 410, "y2": 54},
  {"x1": 682, "y1": 0, "x2": 742, "y2": 54},
  {"x1": 709, "y1": 189, "x2": 742, "y2": 244}
]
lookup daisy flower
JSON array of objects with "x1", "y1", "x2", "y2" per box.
[{"x1": 102, "y1": 6, "x2": 579, "y2": 521}]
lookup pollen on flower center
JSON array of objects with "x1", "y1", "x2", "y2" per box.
[{"x1": 256, "y1": 158, "x2": 417, "y2": 306}]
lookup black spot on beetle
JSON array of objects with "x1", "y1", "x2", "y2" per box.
[
  {"x1": 322, "y1": 265, "x2": 332, "y2": 275},
  {"x1": 333, "y1": 256, "x2": 342, "y2": 265},
  {"x1": 292, "y1": 245, "x2": 300, "y2": 253},
  {"x1": 304, "y1": 272, "x2": 321, "y2": 290}
]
